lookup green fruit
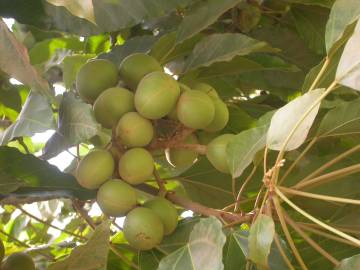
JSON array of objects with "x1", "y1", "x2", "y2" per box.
[
  {"x1": 167, "y1": 134, "x2": 198, "y2": 168},
  {"x1": 197, "y1": 130, "x2": 219, "y2": 145},
  {"x1": 76, "y1": 59, "x2": 118, "y2": 103},
  {"x1": 144, "y1": 197, "x2": 178, "y2": 235},
  {"x1": 135, "y1": 72, "x2": 180, "y2": 119},
  {"x1": 119, "y1": 53, "x2": 162, "y2": 89},
  {"x1": 167, "y1": 83, "x2": 191, "y2": 120},
  {"x1": 205, "y1": 98, "x2": 229, "y2": 132},
  {"x1": 206, "y1": 134, "x2": 235, "y2": 174},
  {"x1": 76, "y1": 149, "x2": 115, "y2": 189},
  {"x1": 192, "y1": 82, "x2": 218, "y2": 98},
  {"x1": 177, "y1": 90, "x2": 215, "y2": 129},
  {"x1": 123, "y1": 207, "x2": 164, "y2": 250},
  {"x1": 116, "y1": 112, "x2": 154, "y2": 147},
  {"x1": 2, "y1": 253, "x2": 35, "y2": 270},
  {"x1": 93, "y1": 87, "x2": 134, "y2": 128},
  {"x1": 0, "y1": 239, "x2": 4, "y2": 262},
  {"x1": 97, "y1": 179, "x2": 137, "y2": 216},
  {"x1": 118, "y1": 148, "x2": 154, "y2": 185}
]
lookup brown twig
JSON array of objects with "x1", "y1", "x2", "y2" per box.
[{"x1": 153, "y1": 168, "x2": 167, "y2": 197}]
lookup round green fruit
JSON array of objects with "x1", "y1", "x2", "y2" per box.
[
  {"x1": 144, "y1": 197, "x2": 178, "y2": 235},
  {"x1": 167, "y1": 134, "x2": 198, "y2": 168},
  {"x1": 0, "y1": 239, "x2": 4, "y2": 262},
  {"x1": 119, "y1": 53, "x2": 162, "y2": 89},
  {"x1": 76, "y1": 59, "x2": 118, "y2": 103},
  {"x1": 2, "y1": 253, "x2": 35, "y2": 270},
  {"x1": 93, "y1": 87, "x2": 134, "y2": 128},
  {"x1": 167, "y1": 83, "x2": 191, "y2": 120},
  {"x1": 135, "y1": 72, "x2": 180, "y2": 119},
  {"x1": 177, "y1": 90, "x2": 215, "y2": 129},
  {"x1": 76, "y1": 149, "x2": 115, "y2": 189},
  {"x1": 205, "y1": 98, "x2": 229, "y2": 132},
  {"x1": 118, "y1": 148, "x2": 154, "y2": 185},
  {"x1": 97, "y1": 179, "x2": 137, "y2": 216},
  {"x1": 123, "y1": 207, "x2": 164, "y2": 250},
  {"x1": 116, "y1": 112, "x2": 154, "y2": 147},
  {"x1": 206, "y1": 134, "x2": 235, "y2": 174},
  {"x1": 192, "y1": 82, "x2": 218, "y2": 98}
]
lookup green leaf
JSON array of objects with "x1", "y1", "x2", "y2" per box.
[
  {"x1": 248, "y1": 214, "x2": 275, "y2": 268},
  {"x1": 93, "y1": 0, "x2": 193, "y2": 32},
  {"x1": 325, "y1": 0, "x2": 360, "y2": 53},
  {"x1": 48, "y1": 221, "x2": 110, "y2": 270},
  {"x1": 0, "y1": 146, "x2": 93, "y2": 199},
  {"x1": 285, "y1": 0, "x2": 334, "y2": 8},
  {"x1": 46, "y1": 0, "x2": 96, "y2": 24},
  {"x1": 336, "y1": 254, "x2": 360, "y2": 270},
  {"x1": 1, "y1": 92, "x2": 55, "y2": 145},
  {"x1": 184, "y1": 33, "x2": 277, "y2": 72},
  {"x1": 158, "y1": 217, "x2": 226, "y2": 270},
  {"x1": 335, "y1": 20, "x2": 360, "y2": 91},
  {"x1": 317, "y1": 98, "x2": 360, "y2": 137},
  {"x1": 63, "y1": 54, "x2": 94, "y2": 89},
  {"x1": 0, "y1": 19, "x2": 51, "y2": 97},
  {"x1": 0, "y1": 171, "x2": 25, "y2": 194},
  {"x1": 176, "y1": 0, "x2": 243, "y2": 44},
  {"x1": 266, "y1": 88, "x2": 325, "y2": 151}
]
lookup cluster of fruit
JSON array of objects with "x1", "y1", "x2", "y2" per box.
[
  {"x1": 0, "y1": 241, "x2": 35, "y2": 270},
  {"x1": 74, "y1": 53, "x2": 234, "y2": 250}
]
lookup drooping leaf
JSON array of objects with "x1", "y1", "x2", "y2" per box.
[
  {"x1": 176, "y1": 0, "x2": 243, "y2": 44},
  {"x1": 325, "y1": 0, "x2": 360, "y2": 53},
  {"x1": 0, "y1": 171, "x2": 25, "y2": 195},
  {"x1": 0, "y1": 19, "x2": 51, "y2": 97},
  {"x1": 184, "y1": 33, "x2": 277, "y2": 72},
  {"x1": 48, "y1": 221, "x2": 110, "y2": 270},
  {"x1": 248, "y1": 214, "x2": 275, "y2": 268},
  {"x1": 335, "y1": 254, "x2": 360, "y2": 270},
  {"x1": 46, "y1": 0, "x2": 96, "y2": 24},
  {"x1": 317, "y1": 98, "x2": 360, "y2": 137},
  {"x1": 335, "y1": 20, "x2": 360, "y2": 91},
  {"x1": 158, "y1": 217, "x2": 226, "y2": 270},
  {"x1": 266, "y1": 88, "x2": 325, "y2": 151},
  {"x1": 62, "y1": 54, "x2": 94, "y2": 89},
  {"x1": 1, "y1": 92, "x2": 55, "y2": 145}
]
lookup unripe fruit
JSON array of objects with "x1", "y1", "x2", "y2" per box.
[
  {"x1": 206, "y1": 134, "x2": 235, "y2": 174},
  {"x1": 76, "y1": 59, "x2": 118, "y2": 103},
  {"x1": 2, "y1": 253, "x2": 35, "y2": 270},
  {"x1": 119, "y1": 53, "x2": 162, "y2": 89},
  {"x1": 116, "y1": 112, "x2": 154, "y2": 147},
  {"x1": 97, "y1": 179, "x2": 137, "y2": 216},
  {"x1": 93, "y1": 87, "x2": 134, "y2": 128},
  {"x1": 135, "y1": 72, "x2": 180, "y2": 119},
  {"x1": 123, "y1": 207, "x2": 164, "y2": 250},
  {"x1": 205, "y1": 98, "x2": 229, "y2": 132},
  {"x1": 76, "y1": 149, "x2": 115, "y2": 189},
  {"x1": 166, "y1": 134, "x2": 198, "y2": 168},
  {"x1": 177, "y1": 90, "x2": 215, "y2": 129},
  {"x1": 197, "y1": 130, "x2": 219, "y2": 145},
  {"x1": 0, "y1": 239, "x2": 4, "y2": 262},
  {"x1": 144, "y1": 197, "x2": 178, "y2": 235},
  {"x1": 192, "y1": 82, "x2": 218, "y2": 98},
  {"x1": 118, "y1": 148, "x2": 154, "y2": 185},
  {"x1": 167, "y1": 83, "x2": 191, "y2": 120}
]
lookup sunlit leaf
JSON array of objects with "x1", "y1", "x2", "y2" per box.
[{"x1": 335, "y1": 254, "x2": 360, "y2": 270}]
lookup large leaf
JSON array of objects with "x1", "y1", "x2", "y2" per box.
[
  {"x1": 317, "y1": 98, "x2": 360, "y2": 137},
  {"x1": 158, "y1": 217, "x2": 226, "y2": 270},
  {"x1": 266, "y1": 88, "x2": 325, "y2": 151},
  {"x1": 325, "y1": 0, "x2": 360, "y2": 53},
  {"x1": 92, "y1": 0, "x2": 193, "y2": 32},
  {"x1": 286, "y1": 0, "x2": 334, "y2": 8},
  {"x1": 1, "y1": 92, "x2": 55, "y2": 145},
  {"x1": 0, "y1": 171, "x2": 25, "y2": 195},
  {"x1": 0, "y1": 146, "x2": 93, "y2": 199},
  {"x1": 336, "y1": 254, "x2": 360, "y2": 270},
  {"x1": 248, "y1": 214, "x2": 275, "y2": 268},
  {"x1": 46, "y1": 0, "x2": 96, "y2": 24},
  {"x1": 184, "y1": 33, "x2": 277, "y2": 72},
  {"x1": 335, "y1": 19, "x2": 360, "y2": 91},
  {"x1": 227, "y1": 125, "x2": 267, "y2": 178},
  {"x1": 176, "y1": 0, "x2": 242, "y2": 44},
  {"x1": 0, "y1": 19, "x2": 51, "y2": 97},
  {"x1": 48, "y1": 221, "x2": 110, "y2": 270}
]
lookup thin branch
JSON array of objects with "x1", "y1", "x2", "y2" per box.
[
  {"x1": 234, "y1": 166, "x2": 257, "y2": 212},
  {"x1": 284, "y1": 214, "x2": 340, "y2": 266},
  {"x1": 272, "y1": 196, "x2": 308, "y2": 270},
  {"x1": 232, "y1": 177, "x2": 236, "y2": 201},
  {"x1": 279, "y1": 186, "x2": 360, "y2": 205},
  {"x1": 308, "y1": 57, "x2": 330, "y2": 92},
  {"x1": 273, "y1": 233, "x2": 296, "y2": 270},
  {"x1": 153, "y1": 168, "x2": 167, "y2": 197},
  {"x1": 275, "y1": 187, "x2": 360, "y2": 246}
]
